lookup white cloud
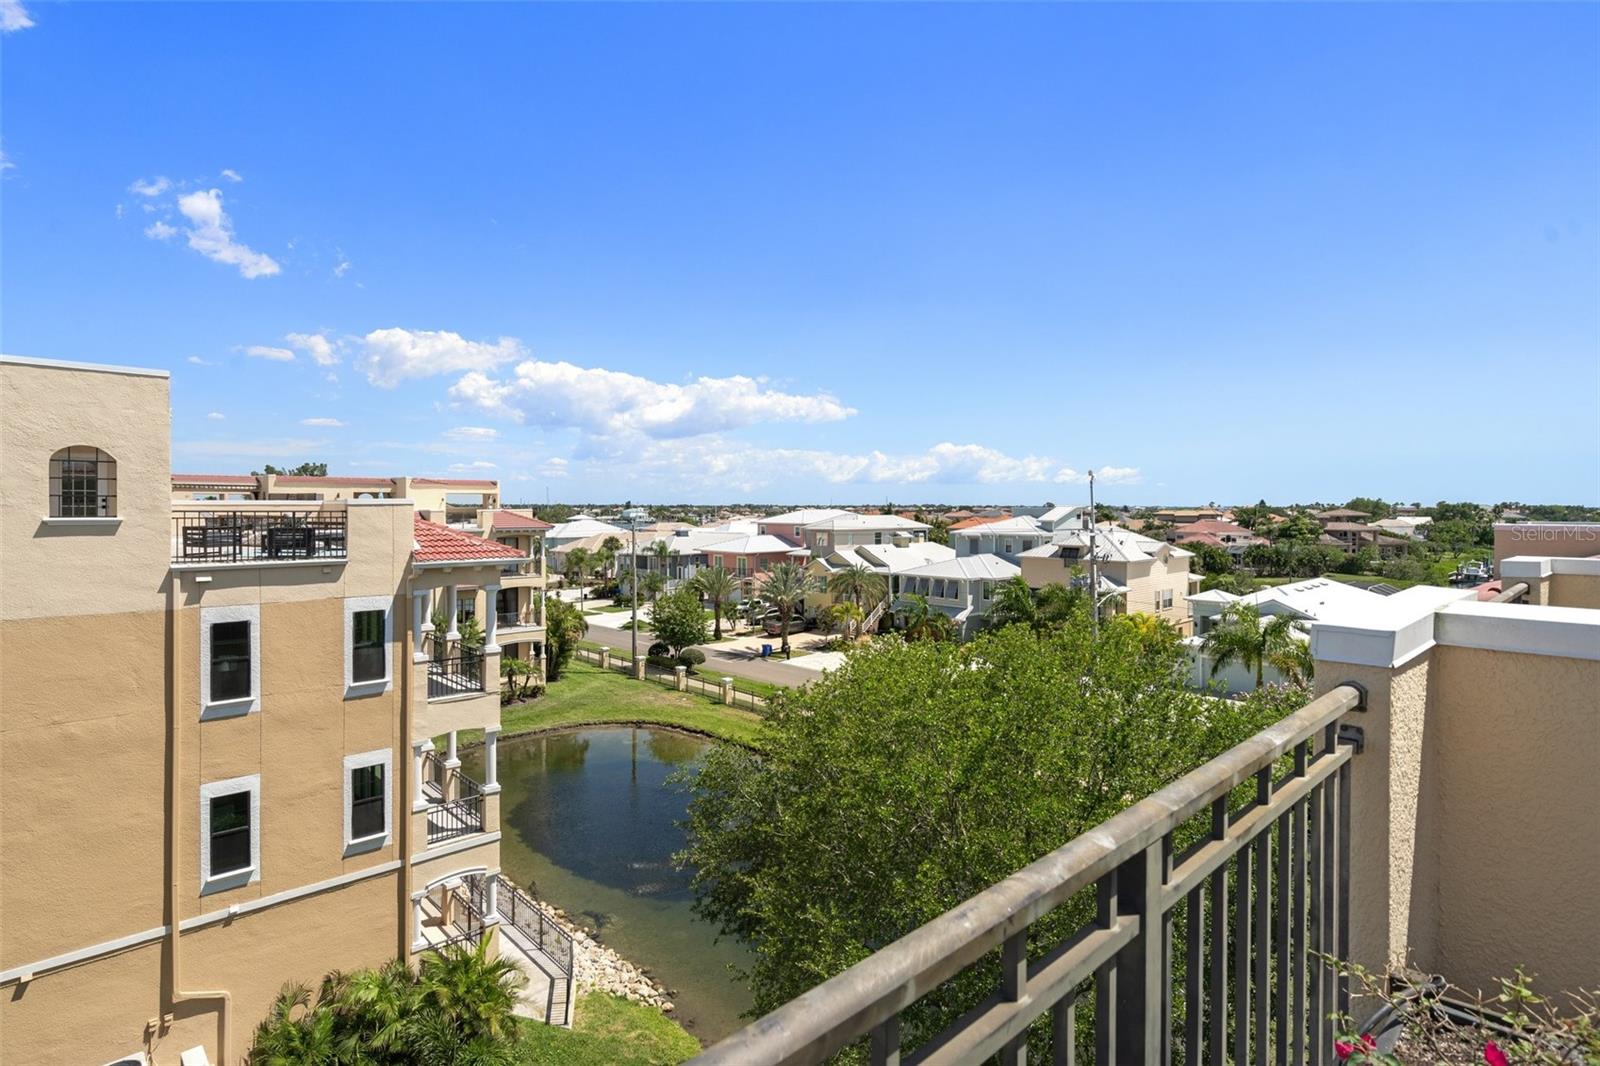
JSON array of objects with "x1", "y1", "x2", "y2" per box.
[
  {"x1": 444, "y1": 426, "x2": 499, "y2": 442},
  {"x1": 300, "y1": 417, "x2": 345, "y2": 427},
  {"x1": 245, "y1": 345, "x2": 295, "y2": 362},
  {"x1": 129, "y1": 176, "x2": 171, "y2": 197},
  {"x1": 1054, "y1": 465, "x2": 1142, "y2": 486},
  {"x1": 186, "y1": 355, "x2": 213, "y2": 366},
  {"x1": 0, "y1": 0, "x2": 33, "y2": 31},
  {"x1": 0, "y1": 144, "x2": 15, "y2": 172},
  {"x1": 206, "y1": 411, "x2": 226, "y2": 421},
  {"x1": 447, "y1": 356, "x2": 856, "y2": 438},
  {"x1": 285, "y1": 331, "x2": 340, "y2": 366},
  {"x1": 175, "y1": 188, "x2": 281, "y2": 278},
  {"x1": 359, "y1": 328, "x2": 523, "y2": 387},
  {"x1": 144, "y1": 220, "x2": 178, "y2": 241},
  {"x1": 333, "y1": 251, "x2": 351, "y2": 278},
  {"x1": 221, "y1": 168, "x2": 243, "y2": 182},
  {"x1": 449, "y1": 460, "x2": 498, "y2": 472},
  {"x1": 536, "y1": 457, "x2": 570, "y2": 479}
]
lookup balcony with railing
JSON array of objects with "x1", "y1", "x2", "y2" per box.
[
  {"x1": 689, "y1": 575, "x2": 1600, "y2": 1066},
  {"x1": 171, "y1": 503, "x2": 347, "y2": 565},
  {"x1": 422, "y1": 749, "x2": 485, "y2": 844},
  {"x1": 427, "y1": 653, "x2": 485, "y2": 701}
]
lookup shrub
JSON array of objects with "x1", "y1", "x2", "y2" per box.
[
  {"x1": 647, "y1": 641, "x2": 671, "y2": 658},
  {"x1": 677, "y1": 647, "x2": 706, "y2": 667}
]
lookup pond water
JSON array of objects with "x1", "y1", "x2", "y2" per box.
[{"x1": 473, "y1": 727, "x2": 754, "y2": 1044}]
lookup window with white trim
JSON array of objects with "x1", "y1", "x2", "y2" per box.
[
  {"x1": 200, "y1": 773, "x2": 260, "y2": 893},
  {"x1": 200, "y1": 604, "x2": 260, "y2": 718},
  {"x1": 343, "y1": 596, "x2": 393, "y2": 697},
  {"x1": 344, "y1": 748, "x2": 392, "y2": 852}
]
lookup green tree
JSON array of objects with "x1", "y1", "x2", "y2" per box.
[
  {"x1": 499, "y1": 655, "x2": 533, "y2": 702},
  {"x1": 543, "y1": 595, "x2": 588, "y2": 681},
  {"x1": 758, "y1": 560, "x2": 813, "y2": 655},
  {"x1": 826, "y1": 564, "x2": 888, "y2": 637},
  {"x1": 247, "y1": 982, "x2": 338, "y2": 1066},
  {"x1": 1186, "y1": 540, "x2": 1233, "y2": 576},
  {"x1": 679, "y1": 623, "x2": 1300, "y2": 1045},
  {"x1": 1268, "y1": 512, "x2": 1323, "y2": 543},
  {"x1": 563, "y1": 547, "x2": 593, "y2": 605},
  {"x1": 650, "y1": 587, "x2": 709, "y2": 655},
  {"x1": 1200, "y1": 602, "x2": 1306, "y2": 688},
  {"x1": 253, "y1": 461, "x2": 328, "y2": 477},
  {"x1": 599, "y1": 535, "x2": 624, "y2": 579},
  {"x1": 639, "y1": 570, "x2": 667, "y2": 605},
  {"x1": 416, "y1": 939, "x2": 523, "y2": 1043},
  {"x1": 691, "y1": 565, "x2": 737, "y2": 639},
  {"x1": 897, "y1": 592, "x2": 956, "y2": 642},
  {"x1": 320, "y1": 958, "x2": 416, "y2": 1061},
  {"x1": 652, "y1": 538, "x2": 673, "y2": 574},
  {"x1": 984, "y1": 574, "x2": 1039, "y2": 632}
]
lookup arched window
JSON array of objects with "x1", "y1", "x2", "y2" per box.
[{"x1": 49, "y1": 446, "x2": 117, "y2": 518}]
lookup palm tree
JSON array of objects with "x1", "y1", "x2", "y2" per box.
[
  {"x1": 640, "y1": 570, "x2": 667, "y2": 605},
  {"x1": 898, "y1": 593, "x2": 956, "y2": 643},
  {"x1": 499, "y1": 655, "x2": 533, "y2": 701},
  {"x1": 826, "y1": 565, "x2": 888, "y2": 637},
  {"x1": 1035, "y1": 580, "x2": 1085, "y2": 628},
  {"x1": 320, "y1": 959, "x2": 415, "y2": 1061},
  {"x1": 1268, "y1": 632, "x2": 1316, "y2": 686},
  {"x1": 564, "y1": 546, "x2": 593, "y2": 606},
  {"x1": 599, "y1": 535, "x2": 624, "y2": 579},
  {"x1": 759, "y1": 560, "x2": 813, "y2": 655},
  {"x1": 984, "y1": 575, "x2": 1038, "y2": 632},
  {"x1": 1201, "y1": 602, "x2": 1306, "y2": 688},
  {"x1": 246, "y1": 982, "x2": 338, "y2": 1066},
  {"x1": 416, "y1": 939, "x2": 523, "y2": 1043},
  {"x1": 543, "y1": 595, "x2": 589, "y2": 681},
  {"x1": 652, "y1": 538, "x2": 673, "y2": 577},
  {"x1": 691, "y1": 565, "x2": 737, "y2": 639}
]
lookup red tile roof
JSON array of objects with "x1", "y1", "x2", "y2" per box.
[
  {"x1": 1173, "y1": 519, "x2": 1259, "y2": 537},
  {"x1": 488, "y1": 509, "x2": 553, "y2": 531},
  {"x1": 949, "y1": 514, "x2": 1012, "y2": 531},
  {"x1": 1173, "y1": 531, "x2": 1229, "y2": 549},
  {"x1": 413, "y1": 516, "x2": 527, "y2": 563},
  {"x1": 411, "y1": 477, "x2": 498, "y2": 487}
]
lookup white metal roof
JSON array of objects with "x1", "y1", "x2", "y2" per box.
[
  {"x1": 759, "y1": 507, "x2": 853, "y2": 526},
  {"x1": 900, "y1": 553, "x2": 1022, "y2": 581},
  {"x1": 803, "y1": 513, "x2": 930, "y2": 532}
]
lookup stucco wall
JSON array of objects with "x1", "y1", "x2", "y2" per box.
[
  {"x1": 1493, "y1": 523, "x2": 1600, "y2": 570},
  {"x1": 1425, "y1": 645, "x2": 1600, "y2": 996},
  {"x1": 1549, "y1": 572, "x2": 1600, "y2": 610}
]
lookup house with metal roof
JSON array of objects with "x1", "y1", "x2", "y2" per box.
[{"x1": 894, "y1": 553, "x2": 1022, "y2": 638}]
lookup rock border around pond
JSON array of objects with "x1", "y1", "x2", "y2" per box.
[{"x1": 524, "y1": 894, "x2": 677, "y2": 1014}]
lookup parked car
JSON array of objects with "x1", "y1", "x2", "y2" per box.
[{"x1": 762, "y1": 613, "x2": 809, "y2": 636}]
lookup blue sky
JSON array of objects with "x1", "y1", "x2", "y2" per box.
[{"x1": 3, "y1": 2, "x2": 1596, "y2": 505}]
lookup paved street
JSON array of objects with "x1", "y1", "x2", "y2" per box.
[{"x1": 578, "y1": 619, "x2": 823, "y2": 689}]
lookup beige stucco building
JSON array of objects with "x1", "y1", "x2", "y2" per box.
[
  {"x1": 1020, "y1": 523, "x2": 1200, "y2": 633},
  {"x1": 1, "y1": 356, "x2": 539, "y2": 1065}
]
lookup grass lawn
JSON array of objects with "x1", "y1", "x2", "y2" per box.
[
  {"x1": 495, "y1": 661, "x2": 766, "y2": 748},
  {"x1": 513, "y1": 993, "x2": 702, "y2": 1066}
]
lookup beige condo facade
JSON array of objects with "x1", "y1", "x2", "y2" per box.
[{"x1": 0, "y1": 356, "x2": 542, "y2": 1066}]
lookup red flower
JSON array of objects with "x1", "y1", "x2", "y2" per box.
[
  {"x1": 1483, "y1": 1041, "x2": 1510, "y2": 1066},
  {"x1": 1362, "y1": 1033, "x2": 1377, "y2": 1051},
  {"x1": 1336, "y1": 1041, "x2": 1357, "y2": 1060}
]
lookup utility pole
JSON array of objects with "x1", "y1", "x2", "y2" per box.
[
  {"x1": 1087, "y1": 469, "x2": 1099, "y2": 641},
  {"x1": 629, "y1": 510, "x2": 640, "y2": 665}
]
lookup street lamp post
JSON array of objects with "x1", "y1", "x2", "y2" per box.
[{"x1": 622, "y1": 506, "x2": 649, "y2": 665}]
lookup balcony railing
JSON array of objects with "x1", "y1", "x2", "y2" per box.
[
  {"x1": 422, "y1": 751, "x2": 485, "y2": 844},
  {"x1": 172, "y1": 507, "x2": 347, "y2": 565},
  {"x1": 427, "y1": 654, "x2": 485, "y2": 700},
  {"x1": 488, "y1": 879, "x2": 575, "y2": 977},
  {"x1": 690, "y1": 683, "x2": 1365, "y2": 1066}
]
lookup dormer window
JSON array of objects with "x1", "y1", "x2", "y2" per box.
[{"x1": 49, "y1": 446, "x2": 117, "y2": 517}]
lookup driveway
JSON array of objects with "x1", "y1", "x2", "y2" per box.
[{"x1": 579, "y1": 623, "x2": 822, "y2": 689}]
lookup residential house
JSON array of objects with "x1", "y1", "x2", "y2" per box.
[
  {"x1": 950, "y1": 515, "x2": 1048, "y2": 563},
  {"x1": 543, "y1": 514, "x2": 629, "y2": 577},
  {"x1": 1, "y1": 355, "x2": 559, "y2": 1066},
  {"x1": 794, "y1": 513, "x2": 930, "y2": 556},
  {"x1": 1312, "y1": 507, "x2": 1372, "y2": 525},
  {"x1": 806, "y1": 541, "x2": 956, "y2": 624},
  {"x1": 895, "y1": 553, "x2": 1022, "y2": 639},
  {"x1": 754, "y1": 507, "x2": 852, "y2": 543},
  {"x1": 1169, "y1": 518, "x2": 1268, "y2": 560},
  {"x1": 1370, "y1": 515, "x2": 1433, "y2": 538},
  {"x1": 1320, "y1": 521, "x2": 1411, "y2": 557},
  {"x1": 1151, "y1": 506, "x2": 1226, "y2": 523},
  {"x1": 1019, "y1": 523, "x2": 1199, "y2": 632}
]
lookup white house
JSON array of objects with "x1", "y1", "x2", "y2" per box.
[
  {"x1": 949, "y1": 516, "x2": 1049, "y2": 563},
  {"x1": 895, "y1": 553, "x2": 1021, "y2": 639}
]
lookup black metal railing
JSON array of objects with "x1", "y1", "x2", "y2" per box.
[
  {"x1": 171, "y1": 507, "x2": 347, "y2": 565},
  {"x1": 498, "y1": 611, "x2": 526, "y2": 629},
  {"x1": 427, "y1": 654, "x2": 485, "y2": 699},
  {"x1": 430, "y1": 878, "x2": 488, "y2": 953},
  {"x1": 426, "y1": 793, "x2": 484, "y2": 844},
  {"x1": 492, "y1": 880, "x2": 576, "y2": 977},
  {"x1": 690, "y1": 684, "x2": 1365, "y2": 1066}
]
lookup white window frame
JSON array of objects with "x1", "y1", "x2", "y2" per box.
[
  {"x1": 199, "y1": 773, "x2": 260, "y2": 895},
  {"x1": 200, "y1": 603, "x2": 260, "y2": 720},
  {"x1": 343, "y1": 747, "x2": 393, "y2": 855},
  {"x1": 343, "y1": 595, "x2": 394, "y2": 698}
]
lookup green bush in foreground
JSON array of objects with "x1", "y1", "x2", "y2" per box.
[
  {"x1": 247, "y1": 940, "x2": 522, "y2": 1065},
  {"x1": 680, "y1": 618, "x2": 1304, "y2": 1052}
]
